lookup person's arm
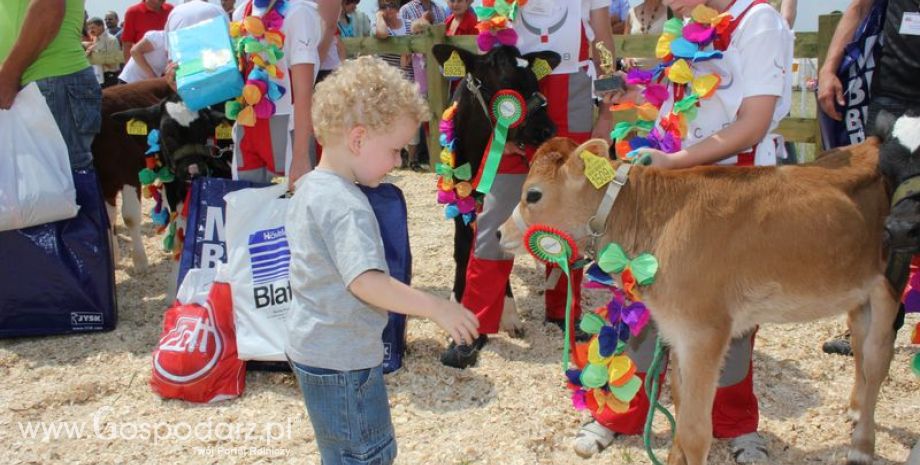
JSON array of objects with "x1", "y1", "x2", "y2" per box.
[
  {"x1": 589, "y1": 6, "x2": 617, "y2": 140},
  {"x1": 287, "y1": 63, "x2": 315, "y2": 185},
  {"x1": 131, "y1": 38, "x2": 158, "y2": 78},
  {"x1": 335, "y1": 36, "x2": 346, "y2": 62},
  {"x1": 643, "y1": 95, "x2": 779, "y2": 168},
  {"x1": 375, "y1": 11, "x2": 390, "y2": 39},
  {"x1": 350, "y1": 270, "x2": 479, "y2": 344},
  {"x1": 0, "y1": 0, "x2": 66, "y2": 109},
  {"x1": 817, "y1": 0, "x2": 873, "y2": 120},
  {"x1": 780, "y1": 0, "x2": 797, "y2": 28},
  {"x1": 315, "y1": 0, "x2": 341, "y2": 67}
]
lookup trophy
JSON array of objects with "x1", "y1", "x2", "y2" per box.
[{"x1": 594, "y1": 42, "x2": 626, "y2": 93}]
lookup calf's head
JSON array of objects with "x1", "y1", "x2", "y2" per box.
[
  {"x1": 432, "y1": 44, "x2": 560, "y2": 151},
  {"x1": 877, "y1": 111, "x2": 920, "y2": 253},
  {"x1": 113, "y1": 95, "x2": 231, "y2": 183},
  {"x1": 498, "y1": 138, "x2": 611, "y2": 253}
]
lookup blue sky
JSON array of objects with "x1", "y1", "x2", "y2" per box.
[{"x1": 89, "y1": 0, "x2": 853, "y2": 32}]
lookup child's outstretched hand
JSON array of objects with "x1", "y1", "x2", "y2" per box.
[{"x1": 432, "y1": 301, "x2": 479, "y2": 345}]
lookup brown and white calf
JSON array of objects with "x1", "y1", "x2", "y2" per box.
[
  {"x1": 498, "y1": 137, "x2": 897, "y2": 465},
  {"x1": 92, "y1": 78, "x2": 173, "y2": 270}
]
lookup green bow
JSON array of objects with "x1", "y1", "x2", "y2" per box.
[
  {"x1": 239, "y1": 37, "x2": 284, "y2": 64},
  {"x1": 663, "y1": 17, "x2": 684, "y2": 37},
  {"x1": 475, "y1": 0, "x2": 518, "y2": 20},
  {"x1": 597, "y1": 243, "x2": 659, "y2": 286},
  {"x1": 610, "y1": 119, "x2": 655, "y2": 142},
  {"x1": 673, "y1": 94, "x2": 699, "y2": 120},
  {"x1": 139, "y1": 166, "x2": 175, "y2": 186},
  {"x1": 435, "y1": 162, "x2": 472, "y2": 181}
]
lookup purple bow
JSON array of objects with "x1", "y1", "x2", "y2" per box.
[{"x1": 477, "y1": 29, "x2": 518, "y2": 52}]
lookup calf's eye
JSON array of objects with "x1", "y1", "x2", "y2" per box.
[{"x1": 526, "y1": 189, "x2": 542, "y2": 204}]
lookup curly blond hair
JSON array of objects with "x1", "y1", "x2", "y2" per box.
[{"x1": 312, "y1": 56, "x2": 429, "y2": 144}]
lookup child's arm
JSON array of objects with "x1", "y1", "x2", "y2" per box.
[
  {"x1": 375, "y1": 11, "x2": 390, "y2": 39},
  {"x1": 349, "y1": 270, "x2": 480, "y2": 345},
  {"x1": 642, "y1": 95, "x2": 779, "y2": 169},
  {"x1": 288, "y1": 63, "x2": 315, "y2": 184}
]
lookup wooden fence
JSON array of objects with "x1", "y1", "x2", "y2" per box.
[{"x1": 342, "y1": 13, "x2": 843, "y2": 160}]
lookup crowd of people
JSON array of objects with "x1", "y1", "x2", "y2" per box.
[{"x1": 1, "y1": 1, "x2": 917, "y2": 464}]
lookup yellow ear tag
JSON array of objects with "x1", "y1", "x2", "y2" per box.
[
  {"x1": 215, "y1": 122, "x2": 233, "y2": 140},
  {"x1": 532, "y1": 58, "x2": 553, "y2": 81},
  {"x1": 580, "y1": 150, "x2": 617, "y2": 190},
  {"x1": 443, "y1": 51, "x2": 466, "y2": 78},
  {"x1": 126, "y1": 118, "x2": 148, "y2": 136}
]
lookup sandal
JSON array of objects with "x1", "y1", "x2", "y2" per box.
[
  {"x1": 730, "y1": 432, "x2": 769, "y2": 464},
  {"x1": 573, "y1": 420, "x2": 620, "y2": 458}
]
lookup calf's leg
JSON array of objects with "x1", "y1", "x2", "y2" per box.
[
  {"x1": 663, "y1": 320, "x2": 731, "y2": 465},
  {"x1": 847, "y1": 279, "x2": 897, "y2": 465},
  {"x1": 105, "y1": 196, "x2": 120, "y2": 265},
  {"x1": 121, "y1": 184, "x2": 147, "y2": 270}
]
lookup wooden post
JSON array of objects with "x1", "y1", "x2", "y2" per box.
[
  {"x1": 424, "y1": 25, "x2": 448, "y2": 166},
  {"x1": 815, "y1": 13, "x2": 842, "y2": 154}
]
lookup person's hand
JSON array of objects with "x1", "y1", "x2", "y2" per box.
[
  {"x1": 422, "y1": 10, "x2": 434, "y2": 23},
  {"x1": 431, "y1": 301, "x2": 480, "y2": 345},
  {"x1": 636, "y1": 148, "x2": 685, "y2": 169},
  {"x1": 164, "y1": 61, "x2": 177, "y2": 92},
  {"x1": 376, "y1": 10, "x2": 386, "y2": 21},
  {"x1": 817, "y1": 68, "x2": 844, "y2": 121},
  {"x1": 0, "y1": 67, "x2": 21, "y2": 110}
]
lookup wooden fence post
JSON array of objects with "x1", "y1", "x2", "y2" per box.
[{"x1": 424, "y1": 25, "x2": 448, "y2": 163}]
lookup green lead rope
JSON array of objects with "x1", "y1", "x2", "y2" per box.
[{"x1": 643, "y1": 336, "x2": 676, "y2": 465}]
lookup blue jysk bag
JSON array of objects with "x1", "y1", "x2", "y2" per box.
[{"x1": 0, "y1": 170, "x2": 117, "y2": 337}]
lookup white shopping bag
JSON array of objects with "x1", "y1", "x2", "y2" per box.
[
  {"x1": 0, "y1": 83, "x2": 78, "y2": 232},
  {"x1": 224, "y1": 183, "x2": 291, "y2": 361}
]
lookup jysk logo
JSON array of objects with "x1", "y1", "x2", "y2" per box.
[
  {"x1": 248, "y1": 226, "x2": 292, "y2": 309},
  {"x1": 71, "y1": 312, "x2": 103, "y2": 326}
]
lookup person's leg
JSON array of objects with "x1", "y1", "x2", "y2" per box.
[
  {"x1": 574, "y1": 324, "x2": 661, "y2": 457},
  {"x1": 714, "y1": 330, "x2": 765, "y2": 464},
  {"x1": 35, "y1": 67, "x2": 101, "y2": 171},
  {"x1": 443, "y1": 173, "x2": 526, "y2": 368},
  {"x1": 289, "y1": 363, "x2": 396, "y2": 465}
]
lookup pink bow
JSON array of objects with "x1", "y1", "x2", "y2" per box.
[{"x1": 477, "y1": 28, "x2": 518, "y2": 51}]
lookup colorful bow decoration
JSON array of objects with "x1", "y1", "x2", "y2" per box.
[
  {"x1": 597, "y1": 243, "x2": 659, "y2": 287},
  {"x1": 523, "y1": 225, "x2": 578, "y2": 370},
  {"x1": 473, "y1": 0, "x2": 525, "y2": 51},
  {"x1": 435, "y1": 162, "x2": 472, "y2": 182},
  {"x1": 145, "y1": 129, "x2": 161, "y2": 155},
  {"x1": 227, "y1": 2, "x2": 289, "y2": 127},
  {"x1": 472, "y1": 90, "x2": 526, "y2": 195}
]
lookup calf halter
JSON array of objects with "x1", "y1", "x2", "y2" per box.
[{"x1": 510, "y1": 163, "x2": 632, "y2": 260}]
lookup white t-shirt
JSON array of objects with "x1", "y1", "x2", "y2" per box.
[
  {"x1": 659, "y1": 1, "x2": 793, "y2": 165},
  {"x1": 118, "y1": 30, "x2": 169, "y2": 83},
  {"x1": 319, "y1": 35, "x2": 341, "y2": 71},
  {"x1": 233, "y1": 0, "x2": 322, "y2": 116},
  {"x1": 165, "y1": 1, "x2": 227, "y2": 54}
]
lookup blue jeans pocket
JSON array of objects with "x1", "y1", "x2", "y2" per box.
[
  {"x1": 352, "y1": 366, "x2": 393, "y2": 441},
  {"x1": 291, "y1": 363, "x2": 352, "y2": 443},
  {"x1": 67, "y1": 84, "x2": 102, "y2": 136},
  {"x1": 342, "y1": 435, "x2": 396, "y2": 465}
]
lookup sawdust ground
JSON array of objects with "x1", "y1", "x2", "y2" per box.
[{"x1": 2, "y1": 169, "x2": 918, "y2": 465}]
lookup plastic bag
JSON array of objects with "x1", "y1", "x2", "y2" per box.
[
  {"x1": 224, "y1": 183, "x2": 291, "y2": 361},
  {"x1": 0, "y1": 83, "x2": 78, "y2": 231}
]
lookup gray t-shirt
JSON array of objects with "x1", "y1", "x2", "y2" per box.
[{"x1": 284, "y1": 170, "x2": 389, "y2": 370}]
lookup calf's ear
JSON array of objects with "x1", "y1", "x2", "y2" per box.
[
  {"x1": 432, "y1": 44, "x2": 478, "y2": 77},
  {"x1": 522, "y1": 51, "x2": 561, "y2": 80}
]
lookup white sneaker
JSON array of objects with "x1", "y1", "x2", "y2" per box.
[
  {"x1": 573, "y1": 420, "x2": 620, "y2": 458},
  {"x1": 730, "y1": 432, "x2": 769, "y2": 464}
]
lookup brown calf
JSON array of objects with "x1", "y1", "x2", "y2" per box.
[
  {"x1": 498, "y1": 137, "x2": 898, "y2": 465},
  {"x1": 92, "y1": 78, "x2": 173, "y2": 269}
]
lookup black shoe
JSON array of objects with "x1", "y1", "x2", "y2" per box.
[
  {"x1": 822, "y1": 334, "x2": 853, "y2": 356},
  {"x1": 440, "y1": 334, "x2": 488, "y2": 369},
  {"x1": 546, "y1": 318, "x2": 592, "y2": 342}
]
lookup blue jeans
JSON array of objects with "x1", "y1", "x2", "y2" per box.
[
  {"x1": 289, "y1": 362, "x2": 396, "y2": 465},
  {"x1": 35, "y1": 67, "x2": 101, "y2": 170}
]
